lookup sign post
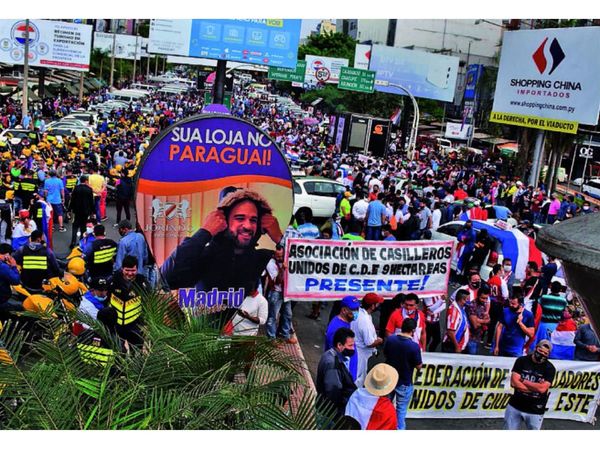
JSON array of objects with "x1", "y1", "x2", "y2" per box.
[
  {"x1": 338, "y1": 66, "x2": 376, "y2": 93},
  {"x1": 268, "y1": 60, "x2": 306, "y2": 83}
]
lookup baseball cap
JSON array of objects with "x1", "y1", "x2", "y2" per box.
[
  {"x1": 537, "y1": 339, "x2": 553, "y2": 352},
  {"x1": 89, "y1": 277, "x2": 109, "y2": 290},
  {"x1": 118, "y1": 220, "x2": 132, "y2": 229},
  {"x1": 363, "y1": 293, "x2": 384, "y2": 305},
  {"x1": 341, "y1": 295, "x2": 360, "y2": 310}
]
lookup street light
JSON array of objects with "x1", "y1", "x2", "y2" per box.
[{"x1": 376, "y1": 80, "x2": 420, "y2": 159}]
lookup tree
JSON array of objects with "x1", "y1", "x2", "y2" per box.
[
  {"x1": 0, "y1": 291, "x2": 338, "y2": 430},
  {"x1": 297, "y1": 31, "x2": 357, "y2": 64},
  {"x1": 90, "y1": 48, "x2": 110, "y2": 82}
]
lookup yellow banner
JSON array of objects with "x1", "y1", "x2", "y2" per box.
[{"x1": 490, "y1": 111, "x2": 579, "y2": 134}]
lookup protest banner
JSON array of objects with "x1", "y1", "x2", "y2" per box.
[
  {"x1": 284, "y1": 239, "x2": 454, "y2": 300},
  {"x1": 407, "y1": 353, "x2": 600, "y2": 423},
  {"x1": 135, "y1": 114, "x2": 293, "y2": 311}
]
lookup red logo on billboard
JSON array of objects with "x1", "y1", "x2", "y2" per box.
[{"x1": 532, "y1": 37, "x2": 565, "y2": 75}]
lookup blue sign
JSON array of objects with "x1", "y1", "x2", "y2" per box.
[
  {"x1": 464, "y1": 64, "x2": 484, "y2": 101},
  {"x1": 188, "y1": 19, "x2": 301, "y2": 69}
]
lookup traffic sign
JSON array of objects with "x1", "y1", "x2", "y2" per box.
[
  {"x1": 314, "y1": 66, "x2": 331, "y2": 83},
  {"x1": 338, "y1": 66, "x2": 376, "y2": 93},
  {"x1": 268, "y1": 60, "x2": 306, "y2": 83}
]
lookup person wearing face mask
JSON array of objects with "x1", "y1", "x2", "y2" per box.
[
  {"x1": 501, "y1": 257, "x2": 516, "y2": 297},
  {"x1": 325, "y1": 296, "x2": 360, "y2": 381},
  {"x1": 486, "y1": 264, "x2": 509, "y2": 348},
  {"x1": 580, "y1": 201, "x2": 594, "y2": 215},
  {"x1": 77, "y1": 277, "x2": 109, "y2": 329},
  {"x1": 493, "y1": 290, "x2": 535, "y2": 357},
  {"x1": 385, "y1": 294, "x2": 427, "y2": 351},
  {"x1": 316, "y1": 327, "x2": 357, "y2": 420},
  {"x1": 384, "y1": 318, "x2": 423, "y2": 430},
  {"x1": 351, "y1": 293, "x2": 384, "y2": 387},
  {"x1": 452, "y1": 271, "x2": 484, "y2": 303},
  {"x1": 504, "y1": 340, "x2": 556, "y2": 430}
]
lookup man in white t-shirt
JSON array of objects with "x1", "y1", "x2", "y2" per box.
[
  {"x1": 351, "y1": 293, "x2": 384, "y2": 387},
  {"x1": 233, "y1": 286, "x2": 268, "y2": 336},
  {"x1": 352, "y1": 191, "x2": 370, "y2": 224}
]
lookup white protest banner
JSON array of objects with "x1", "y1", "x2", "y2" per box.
[
  {"x1": 0, "y1": 19, "x2": 92, "y2": 71},
  {"x1": 407, "y1": 353, "x2": 600, "y2": 423},
  {"x1": 284, "y1": 239, "x2": 453, "y2": 300}
]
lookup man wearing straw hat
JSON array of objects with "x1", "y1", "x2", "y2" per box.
[{"x1": 345, "y1": 363, "x2": 398, "y2": 430}]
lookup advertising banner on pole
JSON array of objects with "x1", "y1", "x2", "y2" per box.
[
  {"x1": 407, "y1": 353, "x2": 600, "y2": 423},
  {"x1": 93, "y1": 32, "x2": 148, "y2": 60},
  {"x1": 135, "y1": 115, "x2": 293, "y2": 311},
  {"x1": 369, "y1": 44, "x2": 459, "y2": 102},
  {"x1": 491, "y1": 27, "x2": 600, "y2": 133},
  {"x1": 0, "y1": 19, "x2": 92, "y2": 71},
  {"x1": 284, "y1": 239, "x2": 453, "y2": 300},
  {"x1": 463, "y1": 64, "x2": 483, "y2": 101},
  {"x1": 304, "y1": 55, "x2": 349, "y2": 86},
  {"x1": 148, "y1": 19, "x2": 302, "y2": 69}
]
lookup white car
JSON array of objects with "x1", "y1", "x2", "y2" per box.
[{"x1": 293, "y1": 177, "x2": 347, "y2": 219}]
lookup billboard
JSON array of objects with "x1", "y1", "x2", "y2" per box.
[
  {"x1": 354, "y1": 43, "x2": 371, "y2": 70},
  {"x1": 464, "y1": 64, "x2": 484, "y2": 101},
  {"x1": 445, "y1": 123, "x2": 472, "y2": 140},
  {"x1": 304, "y1": 54, "x2": 349, "y2": 86},
  {"x1": 0, "y1": 19, "x2": 92, "y2": 71},
  {"x1": 369, "y1": 44, "x2": 460, "y2": 102},
  {"x1": 284, "y1": 239, "x2": 453, "y2": 299},
  {"x1": 93, "y1": 32, "x2": 148, "y2": 60},
  {"x1": 491, "y1": 27, "x2": 600, "y2": 133},
  {"x1": 148, "y1": 19, "x2": 301, "y2": 69},
  {"x1": 135, "y1": 115, "x2": 294, "y2": 311}
]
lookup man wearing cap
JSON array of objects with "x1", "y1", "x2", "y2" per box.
[
  {"x1": 77, "y1": 277, "x2": 110, "y2": 328},
  {"x1": 351, "y1": 293, "x2": 384, "y2": 387},
  {"x1": 325, "y1": 296, "x2": 360, "y2": 380},
  {"x1": 504, "y1": 340, "x2": 556, "y2": 430},
  {"x1": 345, "y1": 363, "x2": 398, "y2": 430},
  {"x1": 339, "y1": 191, "x2": 352, "y2": 230},
  {"x1": 384, "y1": 318, "x2": 423, "y2": 429},
  {"x1": 13, "y1": 229, "x2": 61, "y2": 292}
]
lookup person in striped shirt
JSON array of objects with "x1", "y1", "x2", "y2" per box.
[
  {"x1": 442, "y1": 289, "x2": 470, "y2": 353},
  {"x1": 534, "y1": 281, "x2": 567, "y2": 347}
]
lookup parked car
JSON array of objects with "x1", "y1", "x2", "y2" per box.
[
  {"x1": 0, "y1": 128, "x2": 39, "y2": 145},
  {"x1": 582, "y1": 179, "x2": 600, "y2": 200},
  {"x1": 293, "y1": 176, "x2": 347, "y2": 219}
]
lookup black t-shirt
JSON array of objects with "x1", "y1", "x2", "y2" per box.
[{"x1": 509, "y1": 355, "x2": 556, "y2": 415}]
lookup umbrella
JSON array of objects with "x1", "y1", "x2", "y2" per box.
[{"x1": 206, "y1": 72, "x2": 216, "y2": 84}]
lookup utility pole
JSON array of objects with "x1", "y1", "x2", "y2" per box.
[
  {"x1": 22, "y1": 19, "x2": 30, "y2": 123},
  {"x1": 154, "y1": 54, "x2": 158, "y2": 76},
  {"x1": 132, "y1": 34, "x2": 138, "y2": 81},
  {"x1": 212, "y1": 59, "x2": 227, "y2": 104},
  {"x1": 78, "y1": 72, "x2": 84, "y2": 103},
  {"x1": 146, "y1": 54, "x2": 150, "y2": 80},
  {"x1": 109, "y1": 32, "x2": 116, "y2": 89}
]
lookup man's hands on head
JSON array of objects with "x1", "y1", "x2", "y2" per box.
[
  {"x1": 261, "y1": 213, "x2": 283, "y2": 243},
  {"x1": 202, "y1": 210, "x2": 228, "y2": 236}
]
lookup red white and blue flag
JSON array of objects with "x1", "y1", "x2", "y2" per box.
[
  {"x1": 15, "y1": 23, "x2": 36, "y2": 46},
  {"x1": 390, "y1": 108, "x2": 402, "y2": 127},
  {"x1": 345, "y1": 388, "x2": 397, "y2": 430},
  {"x1": 550, "y1": 320, "x2": 577, "y2": 360}
]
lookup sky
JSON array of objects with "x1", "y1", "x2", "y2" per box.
[{"x1": 300, "y1": 19, "x2": 333, "y2": 38}]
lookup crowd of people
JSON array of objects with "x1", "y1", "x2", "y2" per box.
[{"x1": 0, "y1": 72, "x2": 598, "y2": 431}]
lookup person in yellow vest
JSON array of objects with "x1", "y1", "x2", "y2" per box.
[
  {"x1": 13, "y1": 229, "x2": 61, "y2": 292},
  {"x1": 108, "y1": 254, "x2": 149, "y2": 347}
]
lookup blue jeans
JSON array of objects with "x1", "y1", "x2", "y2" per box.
[
  {"x1": 504, "y1": 404, "x2": 544, "y2": 430},
  {"x1": 366, "y1": 226, "x2": 382, "y2": 241},
  {"x1": 467, "y1": 339, "x2": 479, "y2": 355},
  {"x1": 393, "y1": 384, "x2": 414, "y2": 430},
  {"x1": 266, "y1": 291, "x2": 292, "y2": 339}
]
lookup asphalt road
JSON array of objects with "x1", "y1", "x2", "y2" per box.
[{"x1": 292, "y1": 298, "x2": 600, "y2": 430}]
